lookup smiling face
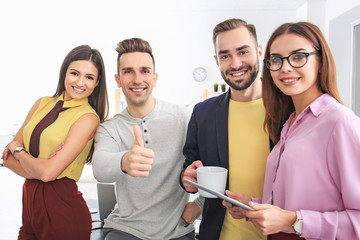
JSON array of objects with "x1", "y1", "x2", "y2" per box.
[
  {"x1": 269, "y1": 33, "x2": 322, "y2": 103},
  {"x1": 115, "y1": 51, "x2": 157, "y2": 109},
  {"x1": 214, "y1": 26, "x2": 261, "y2": 92},
  {"x1": 63, "y1": 60, "x2": 99, "y2": 101}
]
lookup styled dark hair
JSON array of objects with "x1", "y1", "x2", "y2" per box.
[
  {"x1": 262, "y1": 22, "x2": 343, "y2": 144},
  {"x1": 115, "y1": 38, "x2": 155, "y2": 75},
  {"x1": 53, "y1": 45, "x2": 109, "y2": 162},
  {"x1": 54, "y1": 45, "x2": 108, "y2": 123},
  {"x1": 213, "y1": 18, "x2": 258, "y2": 51}
]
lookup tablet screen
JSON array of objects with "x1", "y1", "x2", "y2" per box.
[{"x1": 185, "y1": 179, "x2": 254, "y2": 211}]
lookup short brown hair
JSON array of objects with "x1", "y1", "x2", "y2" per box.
[
  {"x1": 213, "y1": 18, "x2": 258, "y2": 51},
  {"x1": 115, "y1": 38, "x2": 155, "y2": 75}
]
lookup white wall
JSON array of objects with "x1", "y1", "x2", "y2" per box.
[
  {"x1": 1, "y1": 0, "x2": 358, "y2": 135},
  {"x1": 326, "y1": 0, "x2": 360, "y2": 24},
  {"x1": 0, "y1": 0, "x2": 306, "y2": 135},
  {"x1": 328, "y1": 2, "x2": 360, "y2": 108}
]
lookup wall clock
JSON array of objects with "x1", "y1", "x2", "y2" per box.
[{"x1": 193, "y1": 67, "x2": 207, "y2": 82}]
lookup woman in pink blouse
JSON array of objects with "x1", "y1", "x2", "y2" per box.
[{"x1": 223, "y1": 22, "x2": 360, "y2": 240}]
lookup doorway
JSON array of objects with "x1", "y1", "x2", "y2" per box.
[{"x1": 352, "y1": 22, "x2": 360, "y2": 116}]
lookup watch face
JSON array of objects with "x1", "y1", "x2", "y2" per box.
[
  {"x1": 193, "y1": 67, "x2": 207, "y2": 82},
  {"x1": 14, "y1": 147, "x2": 24, "y2": 152},
  {"x1": 294, "y1": 220, "x2": 303, "y2": 234}
]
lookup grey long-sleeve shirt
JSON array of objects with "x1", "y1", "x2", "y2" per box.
[{"x1": 92, "y1": 99, "x2": 195, "y2": 240}]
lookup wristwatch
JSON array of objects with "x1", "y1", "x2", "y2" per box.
[
  {"x1": 292, "y1": 210, "x2": 303, "y2": 235},
  {"x1": 13, "y1": 147, "x2": 25, "y2": 160}
]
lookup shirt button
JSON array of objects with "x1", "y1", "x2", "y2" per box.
[
  {"x1": 143, "y1": 120, "x2": 146, "y2": 123},
  {"x1": 145, "y1": 140, "x2": 148, "y2": 144},
  {"x1": 144, "y1": 129, "x2": 147, "y2": 133}
]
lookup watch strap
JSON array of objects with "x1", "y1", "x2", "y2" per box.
[
  {"x1": 13, "y1": 147, "x2": 25, "y2": 160},
  {"x1": 292, "y1": 210, "x2": 303, "y2": 235}
]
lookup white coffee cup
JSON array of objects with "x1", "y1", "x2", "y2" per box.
[{"x1": 197, "y1": 166, "x2": 228, "y2": 198}]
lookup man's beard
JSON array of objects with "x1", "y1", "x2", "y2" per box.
[{"x1": 221, "y1": 61, "x2": 259, "y2": 91}]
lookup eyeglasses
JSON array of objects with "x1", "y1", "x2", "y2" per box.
[{"x1": 263, "y1": 51, "x2": 320, "y2": 71}]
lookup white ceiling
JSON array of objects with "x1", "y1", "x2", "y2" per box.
[{"x1": 172, "y1": 0, "x2": 308, "y2": 11}]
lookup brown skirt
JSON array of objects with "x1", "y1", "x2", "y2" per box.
[{"x1": 268, "y1": 232, "x2": 306, "y2": 240}]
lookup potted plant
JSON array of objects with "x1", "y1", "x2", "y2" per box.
[
  {"x1": 213, "y1": 83, "x2": 219, "y2": 92},
  {"x1": 221, "y1": 83, "x2": 226, "y2": 92}
]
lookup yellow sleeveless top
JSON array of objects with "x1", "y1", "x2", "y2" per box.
[{"x1": 23, "y1": 93, "x2": 99, "y2": 181}]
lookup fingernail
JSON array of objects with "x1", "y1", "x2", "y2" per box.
[
  {"x1": 250, "y1": 201, "x2": 255, "y2": 206},
  {"x1": 238, "y1": 207, "x2": 241, "y2": 212},
  {"x1": 227, "y1": 203, "x2": 231, "y2": 207}
]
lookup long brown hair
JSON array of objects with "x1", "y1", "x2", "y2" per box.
[
  {"x1": 54, "y1": 45, "x2": 108, "y2": 122},
  {"x1": 262, "y1": 22, "x2": 343, "y2": 144},
  {"x1": 54, "y1": 45, "x2": 109, "y2": 162}
]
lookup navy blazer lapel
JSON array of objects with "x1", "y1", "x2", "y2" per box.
[{"x1": 215, "y1": 90, "x2": 230, "y2": 170}]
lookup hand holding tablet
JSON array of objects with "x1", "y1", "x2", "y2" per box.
[{"x1": 185, "y1": 179, "x2": 254, "y2": 211}]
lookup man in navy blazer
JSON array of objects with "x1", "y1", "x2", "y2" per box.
[{"x1": 181, "y1": 18, "x2": 272, "y2": 240}]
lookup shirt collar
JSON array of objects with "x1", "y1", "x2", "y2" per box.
[
  {"x1": 283, "y1": 93, "x2": 334, "y2": 131},
  {"x1": 123, "y1": 99, "x2": 158, "y2": 121},
  {"x1": 307, "y1": 93, "x2": 335, "y2": 117},
  {"x1": 56, "y1": 92, "x2": 89, "y2": 108}
]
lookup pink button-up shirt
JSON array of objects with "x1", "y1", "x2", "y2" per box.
[{"x1": 262, "y1": 94, "x2": 360, "y2": 239}]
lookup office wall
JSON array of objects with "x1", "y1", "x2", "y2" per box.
[
  {"x1": 1, "y1": 0, "x2": 358, "y2": 135},
  {"x1": 0, "y1": 0, "x2": 305, "y2": 134},
  {"x1": 328, "y1": 3, "x2": 360, "y2": 108}
]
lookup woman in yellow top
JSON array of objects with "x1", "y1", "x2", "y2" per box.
[{"x1": 2, "y1": 45, "x2": 108, "y2": 240}]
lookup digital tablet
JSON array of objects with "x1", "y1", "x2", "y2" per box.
[{"x1": 185, "y1": 179, "x2": 254, "y2": 211}]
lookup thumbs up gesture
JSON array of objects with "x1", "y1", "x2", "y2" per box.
[{"x1": 121, "y1": 125, "x2": 154, "y2": 177}]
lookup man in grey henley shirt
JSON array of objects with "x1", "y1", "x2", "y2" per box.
[{"x1": 92, "y1": 38, "x2": 202, "y2": 240}]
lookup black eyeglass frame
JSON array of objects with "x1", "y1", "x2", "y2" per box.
[{"x1": 263, "y1": 50, "x2": 320, "y2": 71}]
